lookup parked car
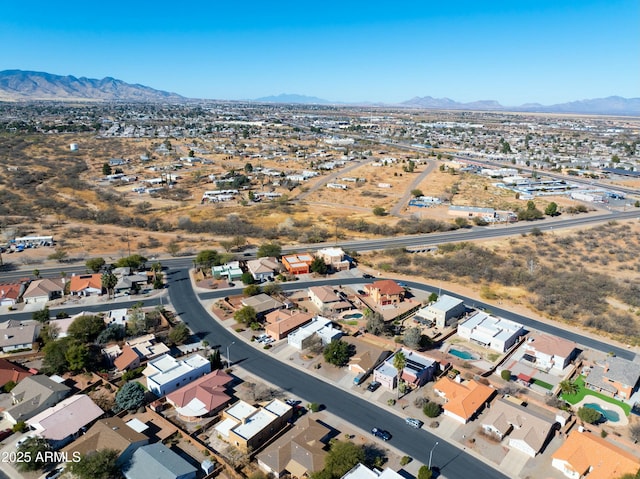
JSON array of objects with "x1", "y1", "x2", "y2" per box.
[
  {"x1": 0, "y1": 428, "x2": 13, "y2": 441},
  {"x1": 16, "y1": 435, "x2": 36, "y2": 449},
  {"x1": 44, "y1": 465, "x2": 65, "y2": 479},
  {"x1": 371, "y1": 427, "x2": 391, "y2": 441},
  {"x1": 367, "y1": 381, "x2": 381, "y2": 392},
  {"x1": 362, "y1": 273, "x2": 374, "y2": 279},
  {"x1": 405, "y1": 418, "x2": 424, "y2": 429}
]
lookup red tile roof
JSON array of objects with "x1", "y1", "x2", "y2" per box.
[
  {"x1": 166, "y1": 369, "x2": 232, "y2": 415},
  {"x1": 367, "y1": 279, "x2": 404, "y2": 296},
  {"x1": 0, "y1": 358, "x2": 33, "y2": 386}
]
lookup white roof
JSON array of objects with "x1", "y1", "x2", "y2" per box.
[
  {"x1": 431, "y1": 294, "x2": 464, "y2": 311},
  {"x1": 341, "y1": 464, "x2": 404, "y2": 479},
  {"x1": 176, "y1": 397, "x2": 208, "y2": 418},
  {"x1": 225, "y1": 400, "x2": 257, "y2": 421},
  {"x1": 144, "y1": 354, "x2": 209, "y2": 387},
  {"x1": 126, "y1": 418, "x2": 149, "y2": 433},
  {"x1": 288, "y1": 316, "x2": 332, "y2": 342},
  {"x1": 214, "y1": 417, "x2": 238, "y2": 437}
]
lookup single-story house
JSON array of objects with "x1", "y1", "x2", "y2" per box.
[
  {"x1": 0, "y1": 358, "x2": 34, "y2": 388},
  {"x1": 62, "y1": 416, "x2": 149, "y2": 466},
  {"x1": 123, "y1": 443, "x2": 197, "y2": 479},
  {"x1": 27, "y1": 394, "x2": 104, "y2": 449},
  {"x1": 212, "y1": 262, "x2": 244, "y2": 281},
  {"x1": 341, "y1": 464, "x2": 405, "y2": 479},
  {"x1": 143, "y1": 354, "x2": 211, "y2": 397},
  {"x1": 282, "y1": 254, "x2": 314, "y2": 275},
  {"x1": 264, "y1": 309, "x2": 314, "y2": 340},
  {"x1": 481, "y1": 398, "x2": 557, "y2": 457},
  {"x1": 287, "y1": 316, "x2": 342, "y2": 350},
  {"x1": 584, "y1": 356, "x2": 640, "y2": 400},
  {"x1": 246, "y1": 257, "x2": 281, "y2": 282},
  {"x1": 69, "y1": 273, "x2": 103, "y2": 296},
  {"x1": 166, "y1": 369, "x2": 233, "y2": 421},
  {"x1": 0, "y1": 320, "x2": 40, "y2": 353},
  {"x1": 308, "y1": 286, "x2": 352, "y2": 314},
  {"x1": 5, "y1": 375, "x2": 70, "y2": 424},
  {"x1": 0, "y1": 281, "x2": 27, "y2": 306},
  {"x1": 22, "y1": 278, "x2": 65, "y2": 305},
  {"x1": 552, "y1": 430, "x2": 640, "y2": 479},
  {"x1": 433, "y1": 377, "x2": 495, "y2": 424},
  {"x1": 457, "y1": 311, "x2": 525, "y2": 352},
  {"x1": 241, "y1": 293, "x2": 285, "y2": 317},
  {"x1": 257, "y1": 416, "x2": 331, "y2": 478}
]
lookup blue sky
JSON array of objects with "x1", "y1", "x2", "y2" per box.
[{"x1": 2, "y1": 1, "x2": 638, "y2": 105}]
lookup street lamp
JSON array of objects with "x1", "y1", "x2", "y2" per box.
[
  {"x1": 428, "y1": 441, "x2": 439, "y2": 470},
  {"x1": 226, "y1": 341, "x2": 235, "y2": 368}
]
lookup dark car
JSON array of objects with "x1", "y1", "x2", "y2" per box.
[
  {"x1": 362, "y1": 273, "x2": 374, "y2": 279},
  {"x1": 367, "y1": 381, "x2": 381, "y2": 392},
  {"x1": 371, "y1": 427, "x2": 391, "y2": 441},
  {"x1": 0, "y1": 428, "x2": 13, "y2": 441}
]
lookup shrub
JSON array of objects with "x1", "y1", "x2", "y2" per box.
[
  {"x1": 400, "y1": 456, "x2": 412, "y2": 466},
  {"x1": 578, "y1": 406, "x2": 602, "y2": 424},
  {"x1": 422, "y1": 401, "x2": 442, "y2": 418},
  {"x1": 308, "y1": 402, "x2": 320, "y2": 412},
  {"x1": 501, "y1": 369, "x2": 512, "y2": 381}
]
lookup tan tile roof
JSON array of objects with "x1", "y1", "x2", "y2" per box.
[
  {"x1": 434, "y1": 377, "x2": 495, "y2": 421},
  {"x1": 114, "y1": 345, "x2": 141, "y2": 371},
  {"x1": 265, "y1": 311, "x2": 313, "y2": 336},
  {"x1": 22, "y1": 278, "x2": 64, "y2": 299},
  {"x1": 552, "y1": 430, "x2": 640, "y2": 479},
  {"x1": 62, "y1": 417, "x2": 148, "y2": 458}
]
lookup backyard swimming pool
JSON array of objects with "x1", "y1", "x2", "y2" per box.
[
  {"x1": 448, "y1": 348, "x2": 477, "y2": 360},
  {"x1": 343, "y1": 313, "x2": 363, "y2": 319},
  {"x1": 584, "y1": 402, "x2": 620, "y2": 423}
]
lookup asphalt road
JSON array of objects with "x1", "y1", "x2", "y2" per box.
[{"x1": 167, "y1": 266, "x2": 509, "y2": 479}]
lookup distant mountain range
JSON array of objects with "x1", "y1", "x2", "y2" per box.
[
  {"x1": 253, "y1": 93, "x2": 333, "y2": 104},
  {"x1": 255, "y1": 93, "x2": 640, "y2": 115},
  {"x1": 401, "y1": 95, "x2": 640, "y2": 116},
  {"x1": 1, "y1": 70, "x2": 638, "y2": 115},
  {"x1": 0, "y1": 70, "x2": 184, "y2": 102}
]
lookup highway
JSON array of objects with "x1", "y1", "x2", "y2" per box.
[{"x1": 2, "y1": 207, "x2": 638, "y2": 284}]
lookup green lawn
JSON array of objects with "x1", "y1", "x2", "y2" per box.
[
  {"x1": 533, "y1": 378, "x2": 553, "y2": 390},
  {"x1": 561, "y1": 375, "x2": 631, "y2": 416}
]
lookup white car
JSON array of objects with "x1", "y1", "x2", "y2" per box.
[{"x1": 16, "y1": 435, "x2": 36, "y2": 449}]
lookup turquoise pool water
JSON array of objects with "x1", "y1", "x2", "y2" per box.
[
  {"x1": 343, "y1": 313, "x2": 363, "y2": 319},
  {"x1": 584, "y1": 402, "x2": 620, "y2": 423},
  {"x1": 448, "y1": 348, "x2": 477, "y2": 360}
]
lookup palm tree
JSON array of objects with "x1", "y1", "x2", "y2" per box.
[
  {"x1": 393, "y1": 350, "x2": 407, "y2": 398},
  {"x1": 101, "y1": 272, "x2": 118, "y2": 299},
  {"x1": 559, "y1": 380, "x2": 578, "y2": 396}
]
